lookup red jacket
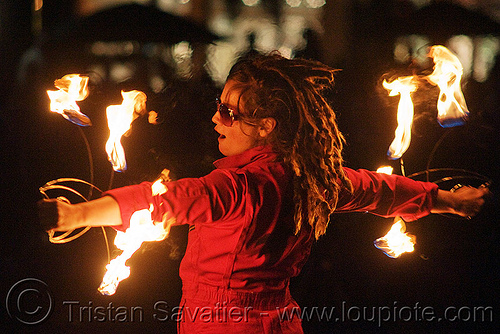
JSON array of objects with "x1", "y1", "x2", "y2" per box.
[
  {"x1": 106, "y1": 145, "x2": 437, "y2": 293},
  {"x1": 105, "y1": 145, "x2": 438, "y2": 332}
]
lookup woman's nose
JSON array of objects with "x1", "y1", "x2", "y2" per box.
[{"x1": 212, "y1": 111, "x2": 221, "y2": 124}]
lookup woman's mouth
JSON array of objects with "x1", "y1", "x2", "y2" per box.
[{"x1": 215, "y1": 127, "x2": 225, "y2": 140}]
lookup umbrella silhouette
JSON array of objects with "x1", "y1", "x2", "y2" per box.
[
  {"x1": 68, "y1": 3, "x2": 220, "y2": 44},
  {"x1": 409, "y1": 2, "x2": 500, "y2": 43}
]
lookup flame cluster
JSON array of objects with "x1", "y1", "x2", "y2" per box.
[
  {"x1": 383, "y1": 45, "x2": 469, "y2": 160},
  {"x1": 374, "y1": 46, "x2": 469, "y2": 258},
  {"x1": 47, "y1": 74, "x2": 91, "y2": 126},
  {"x1": 47, "y1": 76, "x2": 153, "y2": 172},
  {"x1": 98, "y1": 169, "x2": 173, "y2": 296},
  {"x1": 374, "y1": 218, "x2": 416, "y2": 258},
  {"x1": 46, "y1": 74, "x2": 172, "y2": 294}
]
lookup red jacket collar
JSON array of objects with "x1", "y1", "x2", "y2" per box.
[{"x1": 213, "y1": 145, "x2": 278, "y2": 169}]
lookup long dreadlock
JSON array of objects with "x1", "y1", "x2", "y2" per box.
[{"x1": 227, "y1": 53, "x2": 353, "y2": 239}]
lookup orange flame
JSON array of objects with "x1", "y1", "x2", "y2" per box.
[
  {"x1": 98, "y1": 206, "x2": 169, "y2": 295},
  {"x1": 374, "y1": 217, "x2": 416, "y2": 258},
  {"x1": 46, "y1": 74, "x2": 91, "y2": 126},
  {"x1": 99, "y1": 171, "x2": 172, "y2": 296},
  {"x1": 105, "y1": 90, "x2": 147, "y2": 172},
  {"x1": 376, "y1": 166, "x2": 394, "y2": 175},
  {"x1": 426, "y1": 45, "x2": 469, "y2": 127},
  {"x1": 382, "y1": 76, "x2": 418, "y2": 159}
]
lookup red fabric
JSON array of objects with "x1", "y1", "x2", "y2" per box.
[
  {"x1": 338, "y1": 168, "x2": 438, "y2": 221},
  {"x1": 176, "y1": 284, "x2": 303, "y2": 334},
  {"x1": 104, "y1": 145, "x2": 438, "y2": 332}
]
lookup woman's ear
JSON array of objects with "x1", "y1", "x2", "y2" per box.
[{"x1": 258, "y1": 117, "x2": 277, "y2": 138}]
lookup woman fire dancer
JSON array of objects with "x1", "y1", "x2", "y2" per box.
[{"x1": 39, "y1": 53, "x2": 490, "y2": 333}]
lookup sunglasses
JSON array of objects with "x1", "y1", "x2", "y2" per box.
[{"x1": 216, "y1": 98, "x2": 240, "y2": 127}]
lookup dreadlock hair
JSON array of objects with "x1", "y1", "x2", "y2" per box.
[{"x1": 227, "y1": 52, "x2": 353, "y2": 239}]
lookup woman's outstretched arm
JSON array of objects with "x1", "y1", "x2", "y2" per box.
[
  {"x1": 38, "y1": 196, "x2": 122, "y2": 232},
  {"x1": 336, "y1": 168, "x2": 491, "y2": 220}
]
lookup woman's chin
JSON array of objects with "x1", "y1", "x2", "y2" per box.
[{"x1": 218, "y1": 141, "x2": 229, "y2": 156}]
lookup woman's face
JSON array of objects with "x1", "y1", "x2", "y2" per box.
[{"x1": 212, "y1": 80, "x2": 260, "y2": 157}]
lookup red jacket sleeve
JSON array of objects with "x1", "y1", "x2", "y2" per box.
[
  {"x1": 336, "y1": 168, "x2": 439, "y2": 221},
  {"x1": 103, "y1": 169, "x2": 246, "y2": 232}
]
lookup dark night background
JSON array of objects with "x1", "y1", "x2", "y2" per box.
[{"x1": 1, "y1": 1, "x2": 499, "y2": 333}]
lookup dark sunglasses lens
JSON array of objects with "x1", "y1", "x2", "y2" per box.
[{"x1": 218, "y1": 103, "x2": 233, "y2": 126}]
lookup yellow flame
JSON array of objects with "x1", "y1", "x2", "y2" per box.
[
  {"x1": 98, "y1": 173, "x2": 172, "y2": 295},
  {"x1": 426, "y1": 45, "x2": 469, "y2": 127},
  {"x1": 382, "y1": 76, "x2": 418, "y2": 159},
  {"x1": 376, "y1": 166, "x2": 393, "y2": 175},
  {"x1": 98, "y1": 205, "x2": 169, "y2": 295},
  {"x1": 148, "y1": 110, "x2": 159, "y2": 125},
  {"x1": 105, "y1": 90, "x2": 147, "y2": 172},
  {"x1": 151, "y1": 169, "x2": 171, "y2": 196},
  {"x1": 46, "y1": 74, "x2": 91, "y2": 126},
  {"x1": 374, "y1": 217, "x2": 416, "y2": 258}
]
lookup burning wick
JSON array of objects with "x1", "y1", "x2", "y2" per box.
[
  {"x1": 99, "y1": 170, "x2": 173, "y2": 296},
  {"x1": 98, "y1": 206, "x2": 169, "y2": 296},
  {"x1": 383, "y1": 76, "x2": 418, "y2": 160},
  {"x1": 374, "y1": 217, "x2": 416, "y2": 258},
  {"x1": 376, "y1": 166, "x2": 394, "y2": 175},
  {"x1": 426, "y1": 45, "x2": 469, "y2": 128},
  {"x1": 105, "y1": 90, "x2": 147, "y2": 172},
  {"x1": 46, "y1": 74, "x2": 91, "y2": 126}
]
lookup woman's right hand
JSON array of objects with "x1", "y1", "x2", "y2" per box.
[
  {"x1": 38, "y1": 196, "x2": 122, "y2": 232},
  {"x1": 37, "y1": 198, "x2": 83, "y2": 232}
]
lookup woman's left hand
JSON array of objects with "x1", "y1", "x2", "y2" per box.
[{"x1": 432, "y1": 185, "x2": 492, "y2": 218}]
